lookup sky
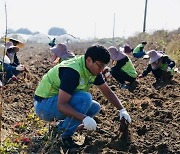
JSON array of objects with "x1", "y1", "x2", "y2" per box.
[{"x1": 0, "y1": 0, "x2": 180, "y2": 39}]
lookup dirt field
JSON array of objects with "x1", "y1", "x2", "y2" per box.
[{"x1": 1, "y1": 43, "x2": 180, "y2": 153}]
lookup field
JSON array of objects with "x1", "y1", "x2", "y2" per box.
[{"x1": 1, "y1": 41, "x2": 180, "y2": 153}]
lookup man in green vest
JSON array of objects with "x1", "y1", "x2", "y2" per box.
[
  {"x1": 34, "y1": 45, "x2": 131, "y2": 150},
  {"x1": 133, "y1": 41, "x2": 147, "y2": 58}
]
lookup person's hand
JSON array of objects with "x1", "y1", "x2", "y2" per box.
[
  {"x1": 16, "y1": 65, "x2": 25, "y2": 71},
  {"x1": 12, "y1": 75, "x2": 18, "y2": 81},
  {"x1": 119, "y1": 108, "x2": 131, "y2": 123},
  {"x1": 82, "y1": 116, "x2": 97, "y2": 131},
  {"x1": 138, "y1": 74, "x2": 143, "y2": 78},
  {"x1": 167, "y1": 67, "x2": 171, "y2": 72}
]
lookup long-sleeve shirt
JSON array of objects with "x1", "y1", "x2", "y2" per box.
[{"x1": 142, "y1": 56, "x2": 175, "y2": 77}]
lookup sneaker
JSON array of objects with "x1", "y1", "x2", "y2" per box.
[
  {"x1": 143, "y1": 54, "x2": 149, "y2": 59},
  {"x1": 121, "y1": 83, "x2": 129, "y2": 89},
  {"x1": 61, "y1": 137, "x2": 81, "y2": 150}
]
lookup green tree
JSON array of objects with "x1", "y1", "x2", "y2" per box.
[{"x1": 48, "y1": 27, "x2": 67, "y2": 36}]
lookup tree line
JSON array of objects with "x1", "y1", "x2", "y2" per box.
[{"x1": 7, "y1": 27, "x2": 67, "y2": 36}]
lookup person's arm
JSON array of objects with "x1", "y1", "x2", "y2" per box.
[
  {"x1": 96, "y1": 82, "x2": 131, "y2": 123},
  {"x1": 142, "y1": 64, "x2": 152, "y2": 77},
  {"x1": 96, "y1": 82, "x2": 124, "y2": 110}
]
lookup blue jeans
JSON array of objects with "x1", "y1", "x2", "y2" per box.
[
  {"x1": 133, "y1": 51, "x2": 146, "y2": 58},
  {"x1": 34, "y1": 91, "x2": 101, "y2": 138},
  {"x1": 3, "y1": 63, "x2": 20, "y2": 80}
]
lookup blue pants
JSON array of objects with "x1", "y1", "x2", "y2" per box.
[
  {"x1": 34, "y1": 91, "x2": 101, "y2": 137},
  {"x1": 133, "y1": 51, "x2": 146, "y2": 58},
  {"x1": 2, "y1": 63, "x2": 20, "y2": 80}
]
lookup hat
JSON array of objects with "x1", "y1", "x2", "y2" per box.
[
  {"x1": 147, "y1": 50, "x2": 163, "y2": 64},
  {"x1": 141, "y1": 41, "x2": 147, "y2": 45},
  {"x1": 123, "y1": 44, "x2": 132, "y2": 53},
  {"x1": 1, "y1": 34, "x2": 25, "y2": 48},
  {"x1": 50, "y1": 43, "x2": 75, "y2": 59},
  {"x1": 108, "y1": 46, "x2": 126, "y2": 61},
  {"x1": 3, "y1": 42, "x2": 19, "y2": 52}
]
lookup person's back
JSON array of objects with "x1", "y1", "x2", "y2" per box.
[{"x1": 133, "y1": 41, "x2": 147, "y2": 58}]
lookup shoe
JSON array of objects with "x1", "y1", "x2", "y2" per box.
[
  {"x1": 143, "y1": 54, "x2": 149, "y2": 59},
  {"x1": 121, "y1": 83, "x2": 129, "y2": 89},
  {"x1": 61, "y1": 137, "x2": 81, "y2": 150}
]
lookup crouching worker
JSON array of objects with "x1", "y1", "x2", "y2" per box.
[
  {"x1": 33, "y1": 45, "x2": 131, "y2": 150},
  {"x1": 108, "y1": 46, "x2": 138, "y2": 90},
  {"x1": 133, "y1": 41, "x2": 147, "y2": 58},
  {"x1": 138, "y1": 50, "x2": 175, "y2": 86},
  {"x1": 50, "y1": 43, "x2": 75, "y2": 63},
  {"x1": 0, "y1": 42, "x2": 26, "y2": 84}
]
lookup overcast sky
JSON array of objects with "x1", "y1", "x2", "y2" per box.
[{"x1": 0, "y1": 0, "x2": 179, "y2": 39}]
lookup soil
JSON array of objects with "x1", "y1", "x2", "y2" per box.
[{"x1": 1, "y1": 44, "x2": 180, "y2": 153}]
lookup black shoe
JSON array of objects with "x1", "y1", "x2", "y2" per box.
[{"x1": 61, "y1": 137, "x2": 81, "y2": 150}]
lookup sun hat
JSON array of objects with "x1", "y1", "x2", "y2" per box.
[
  {"x1": 50, "y1": 43, "x2": 75, "y2": 59},
  {"x1": 3, "y1": 42, "x2": 19, "y2": 53},
  {"x1": 147, "y1": 50, "x2": 163, "y2": 64},
  {"x1": 108, "y1": 46, "x2": 126, "y2": 61},
  {"x1": 123, "y1": 44, "x2": 132, "y2": 53},
  {"x1": 1, "y1": 34, "x2": 25, "y2": 48}
]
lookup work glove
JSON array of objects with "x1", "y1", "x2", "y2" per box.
[
  {"x1": 82, "y1": 116, "x2": 97, "y2": 131},
  {"x1": 167, "y1": 67, "x2": 171, "y2": 72},
  {"x1": 12, "y1": 75, "x2": 18, "y2": 81},
  {"x1": 119, "y1": 108, "x2": 131, "y2": 123},
  {"x1": 138, "y1": 74, "x2": 143, "y2": 78},
  {"x1": 16, "y1": 65, "x2": 25, "y2": 71}
]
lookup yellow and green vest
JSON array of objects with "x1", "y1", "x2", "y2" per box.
[
  {"x1": 159, "y1": 56, "x2": 174, "y2": 75},
  {"x1": 35, "y1": 55, "x2": 96, "y2": 98},
  {"x1": 133, "y1": 44, "x2": 143, "y2": 54},
  {"x1": 120, "y1": 58, "x2": 137, "y2": 78}
]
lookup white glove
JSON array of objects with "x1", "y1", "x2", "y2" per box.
[
  {"x1": 119, "y1": 108, "x2": 131, "y2": 123},
  {"x1": 167, "y1": 67, "x2": 171, "y2": 72},
  {"x1": 16, "y1": 65, "x2": 25, "y2": 71},
  {"x1": 82, "y1": 116, "x2": 97, "y2": 131},
  {"x1": 105, "y1": 72, "x2": 111, "y2": 78}
]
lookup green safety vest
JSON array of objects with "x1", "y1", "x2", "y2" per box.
[
  {"x1": 35, "y1": 55, "x2": 96, "y2": 98},
  {"x1": 133, "y1": 44, "x2": 144, "y2": 54},
  {"x1": 121, "y1": 58, "x2": 137, "y2": 78},
  {"x1": 159, "y1": 56, "x2": 174, "y2": 75}
]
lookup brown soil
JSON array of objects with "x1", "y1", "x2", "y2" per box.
[{"x1": 1, "y1": 44, "x2": 180, "y2": 153}]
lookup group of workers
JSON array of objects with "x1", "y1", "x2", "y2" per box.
[
  {"x1": 34, "y1": 40, "x2": 175, "y2": 150},
  {"x1": 0, "y1": 38, "x2": 176, "y2": 150},
  {"x1": 103, "y1": 41, "x2": 175, "y2": 89}
]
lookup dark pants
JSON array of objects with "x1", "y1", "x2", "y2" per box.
[
  {"x1": 111, "y1": 69, "x2": 136, "y2": 85},
  {"x1": 0, "y1": 63, "x2": 20, "y2": 81}
]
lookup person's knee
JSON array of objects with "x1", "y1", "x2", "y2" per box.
[
  {"x1": 93, "y1": 102, "x2": 101, "y2": 115},
  {"x1": 80, "y1": 92, "x2": 92, "y2": 106},
  {"x1": 71, "y1": 91, "x2": 92, "y2": 111}
]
